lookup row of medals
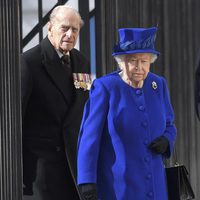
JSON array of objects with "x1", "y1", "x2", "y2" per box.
[{"x1": 73, "y1": 73, "x2": 92, "y2": 91}]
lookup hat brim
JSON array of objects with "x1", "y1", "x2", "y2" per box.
[{"x1": 112, "y1": 49, "x2": 160, "y2": 56}]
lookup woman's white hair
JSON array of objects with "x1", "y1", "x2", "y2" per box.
[
  {"x1": 114, "y1": 53, "x2": 158, "y2": 69},
  {"x1": 49, "y1": 5, "x2": 84, "y2": 28}
]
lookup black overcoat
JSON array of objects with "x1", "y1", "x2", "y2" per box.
[{"x1": 21, "y1": 37, "x2": 90, "y2": 199}]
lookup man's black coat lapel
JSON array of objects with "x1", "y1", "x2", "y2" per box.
[{"x1": 41, "y1": 37, "x2": 73, "y2": 104}]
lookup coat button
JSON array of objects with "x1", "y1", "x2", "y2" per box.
[
  {"x1": 141, "y1": 121, "x2": 147, "y2": 127},
  {"x1": 139, "y1": 105, "x2": 145, "y2": 111},
  {"x1": 146, "y1": 173, "x2": 152, "y2": 179},
  {"x1": 148, "y1": 191, "x2": 153, "y2": 197},
  {"x1": 136, "y1": 89, "x2": 142, "y2": 95}
]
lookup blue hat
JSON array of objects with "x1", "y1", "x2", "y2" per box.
[{"x1": 112, "y1": 27, "x2": 160, "y2": 56}]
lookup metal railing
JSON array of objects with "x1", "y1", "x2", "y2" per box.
[{"x1": 22, "y1": 0, "x2": 68, "y2": 48}]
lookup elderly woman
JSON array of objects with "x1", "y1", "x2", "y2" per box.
[{"x1": 77, "y1": 27, "x2": 177, "y2": 200}]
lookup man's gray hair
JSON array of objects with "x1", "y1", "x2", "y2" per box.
[{"x1": 49, "y1": 5, "x2": 84, "y2": 28}]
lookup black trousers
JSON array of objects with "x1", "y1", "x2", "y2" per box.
[{"x1": 23, "y1": 149, "x2": 80, "y2": 200}]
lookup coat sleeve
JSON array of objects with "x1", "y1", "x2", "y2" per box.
[
  {"x1": 161, "y1": 77, "x2": 177, "y2": 157},
  {"x1": 77, "y1": 79, "x2": 109, "y2": 185},
  {"x1": 20, "y1": 55, "x2": 33, "y2": 117}
]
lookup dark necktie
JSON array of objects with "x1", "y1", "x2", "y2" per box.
[
  {"x1": 61, "y1": 55, "x2": 74, "y2": 97},
  {"x1": 61, "y1": 55, "x2": 71, "y2": 73}
]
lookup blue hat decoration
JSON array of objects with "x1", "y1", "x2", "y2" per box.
[{"x1": 112, "y1": 27, "x2": 160, "y2": 56}]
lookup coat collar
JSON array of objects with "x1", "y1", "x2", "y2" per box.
[{"x1": 41, "y1": 37, "x2": 74, "y2": 104}]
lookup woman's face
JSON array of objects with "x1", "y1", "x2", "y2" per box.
[{"x1": 124, "y1": 53, "x2": 152, "y2": 84}]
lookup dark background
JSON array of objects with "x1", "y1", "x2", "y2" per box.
[{"x1": 1, "y1": 0, "x2": 200, "y2": 199}]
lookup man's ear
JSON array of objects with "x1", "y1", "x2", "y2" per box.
[{"x1": 47, "y1": 22, "x2": 52, "y2": 33}]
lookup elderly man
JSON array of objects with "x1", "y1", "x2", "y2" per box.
[{"x1": 21, "y1": 5, "x2": 91, "y2": 200}]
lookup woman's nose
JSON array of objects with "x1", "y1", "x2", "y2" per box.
[{"x1": 135, "y1": 61, "x2": 141, "y2": 70}]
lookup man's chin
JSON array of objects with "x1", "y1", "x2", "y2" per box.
[{"x1": 61, "y1": 46, "x2": 73, "y2": 53}]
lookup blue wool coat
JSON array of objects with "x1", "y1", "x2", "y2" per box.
[{"x1": 77, "y1": 71, "x2": 177, "y2": 200}]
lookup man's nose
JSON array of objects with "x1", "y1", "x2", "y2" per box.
[{"x1": 66, "y1": 28, "x2": 73, "y2": 38}]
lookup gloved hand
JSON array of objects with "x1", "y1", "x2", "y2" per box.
[
  {"x1": 148, "y1": 136, "x2": 169, "y2": 154},
  {"x1": 79, "y1": 183, "x2": 98, "y2": 200}
]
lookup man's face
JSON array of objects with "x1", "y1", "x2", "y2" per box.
[{"x1": 48, "y1": 10, "x2": 80, "y2": 54}]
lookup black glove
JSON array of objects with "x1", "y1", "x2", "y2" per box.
[
  {"x1": 79, "y1": 183, "x2": 98, "y2": 200},
  {"x1": 148, "y1": 136, "x2": 169, "y2": 154}
]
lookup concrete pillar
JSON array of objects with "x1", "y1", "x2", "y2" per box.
[{"x1": 0, "y1": 0, "x2": 22, "y2": 199}]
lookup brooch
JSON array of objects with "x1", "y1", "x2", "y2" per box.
[
  {"x1": 73, "y1": 73, "x2": 92, "y2": 91},
  {"x1": 152, "y1": 81, "x2": 157, "y2": 90}
]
